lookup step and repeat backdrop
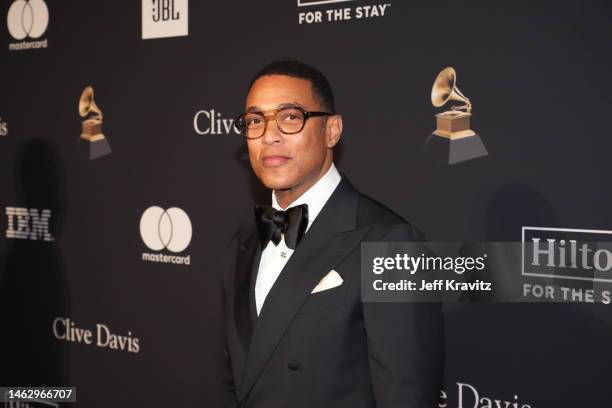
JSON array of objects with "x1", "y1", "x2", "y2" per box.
[{"x1": 1, "y1": 0, "x2": 612, "y2": 407}]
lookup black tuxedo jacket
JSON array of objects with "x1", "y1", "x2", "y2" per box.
[{"x1": 222, "y1": 176, "x2": 444, "y2": 407}]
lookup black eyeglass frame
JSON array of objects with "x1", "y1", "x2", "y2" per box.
[{"x1": 233, "y1": 106, "x2": 332, "y2": 139}]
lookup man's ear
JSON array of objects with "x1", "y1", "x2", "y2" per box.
[{"x1": 325, "y1": 114, "x2": 343, "y2": 148}]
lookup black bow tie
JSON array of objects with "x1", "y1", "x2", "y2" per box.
[{"x1": 254, "y1": 204, "x2": 309, "y2": 250}]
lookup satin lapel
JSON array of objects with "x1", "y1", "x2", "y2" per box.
[
  {"x1": 249, "y1": 247, "x2": 260, "y2": 326},
  {"x1": 234, "y1": 229, "x2": 259, "y2": 355},
  {"x1": 238, "y1": 177, "x2": 366, "y2": 402}
]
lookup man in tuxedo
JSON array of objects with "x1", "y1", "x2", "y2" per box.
[{"x1": 223, "y1": 61, "x2": 443, "y2": 407}]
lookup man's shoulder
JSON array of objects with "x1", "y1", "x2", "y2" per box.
[
  {"x1": 355, "y1": 191, "x2": 425, "y2": 241},
  {"x1": 356, "y1": 192, "x2": 406, "y2": 225}
]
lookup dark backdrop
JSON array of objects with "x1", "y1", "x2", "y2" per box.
[{"x1": 1, "y1": 1, "x2": 611, "y2": 407}]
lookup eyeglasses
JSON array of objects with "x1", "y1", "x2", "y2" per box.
[{"x1": 233, "y1": 106, "x2": 332, "y2": 139}]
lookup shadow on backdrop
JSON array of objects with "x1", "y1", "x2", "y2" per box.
[
  {"x1": 0, "y1": 139, "x2": 70, "y2": 386},
  {"x1": 444, "y1": 183, "x2": 612, "y2": 407}
]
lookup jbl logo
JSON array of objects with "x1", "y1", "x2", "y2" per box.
[
  {"x1": 142, "y1": 0, "x2": 188, "y2": 40},
  {"x1": 152, "y1": 0, "x2": 180, "y2": 22}
]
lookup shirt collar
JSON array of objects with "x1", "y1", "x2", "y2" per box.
[{"x1": 271, "y1": 163, "x2": 342, "y2": 232}]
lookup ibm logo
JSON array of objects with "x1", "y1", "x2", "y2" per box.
[{"x1": 5, "y1": 207, "x2": 54, "y2": 242}]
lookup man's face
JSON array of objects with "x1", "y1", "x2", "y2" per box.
[{"x1": 245, "y1": 75, "x2": 340, "y2": 193}]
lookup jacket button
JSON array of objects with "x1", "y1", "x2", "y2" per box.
[{"x1": 287, "y1": 360, "x2": 302, "y2": 371}]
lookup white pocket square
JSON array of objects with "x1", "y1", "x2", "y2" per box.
[{"x1": 311, "y1": 269, "x2": 343, "y2": 293}]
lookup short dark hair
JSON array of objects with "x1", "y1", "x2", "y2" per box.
[{"x1": 249, "y1": 60, "x2": 336, "y2": 114}]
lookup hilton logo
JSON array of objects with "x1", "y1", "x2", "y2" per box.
[
  {"x1": 297, "y1": 0, "x2": 390, "y2": 25},
  {"x1": 5, "y1": 207, "x2": 54, "y2": 242},
  {"x1": 522, "y1": 226, "x2": 612, "y2": 282},
  {"x1": 142, "y1": 0, "x2": 188, "y2": 39},
  {"x1": 522, "y1": 226, "x2": 612, "y2": 304},
  {"x1": 297, "y1": 0, "x2": 355, "y2": 5}
]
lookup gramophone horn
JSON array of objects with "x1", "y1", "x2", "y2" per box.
[
  {"x1": 79, "y1": 86, "x2": 103, "y2": 119},
  {"x1": 431, "y1": 67, "x2": 471, "y2": 112}
]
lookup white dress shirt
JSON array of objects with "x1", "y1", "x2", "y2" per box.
[{"x1": 254, "y1": 163, "x2": 342, "y2": 315}]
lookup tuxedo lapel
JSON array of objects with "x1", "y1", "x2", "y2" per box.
[
  {"x1": 249, "y1": 247, "x2": 260, "y2": 326},
  {"x1": 234, "y1": 228, "x2": 260, "y2": 356},
  {"x1": 238, "y1": 177, "x2": 368, "y2": 402}
]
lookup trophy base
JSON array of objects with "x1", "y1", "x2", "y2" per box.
[
  {"x1": 78, "y1": 135, "x2": 112, "y2": 160},
  {"x1": 423, "y1": 132, "x2": 487, "y2": 165},
  {"x1": 434, "y1": 112, "x2": 476, "y2": 139}
]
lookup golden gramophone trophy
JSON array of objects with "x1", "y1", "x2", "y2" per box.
[
  {"x1": 423, "y1": 67, "x2": 487, "y2": 165},
  {"x1": 78, "y1": 86, "x2": 111, "y2": 160}
]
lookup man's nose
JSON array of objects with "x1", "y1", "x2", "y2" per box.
[{"x1": 261, "y1": 117, "x2": 282, "y2": 144}]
